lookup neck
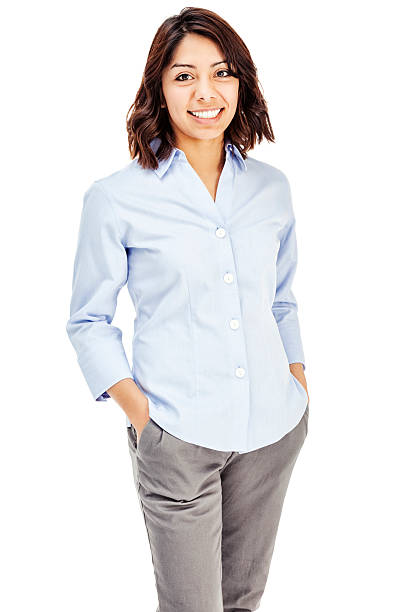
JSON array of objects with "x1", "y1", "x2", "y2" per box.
[{"x1": 175, "y1": 135, "x2": 226, "y2": 175}]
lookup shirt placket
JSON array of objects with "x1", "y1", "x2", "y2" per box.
[{"x1": 182, "y1": 151, "x2": 251, "y2": 452}]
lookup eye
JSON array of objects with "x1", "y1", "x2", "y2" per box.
[
  {"x1": 175, "y1": 73, "x2": 193, "y2": 82},
  {"x1": 175, "y1": 69, "x2": 232, "y2": 82}
]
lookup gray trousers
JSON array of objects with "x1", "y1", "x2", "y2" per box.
[{"x1": 127, "y1": 404, "x2": 309, "y2": 612}]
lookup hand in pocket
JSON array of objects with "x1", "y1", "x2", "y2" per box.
[{"x1": 134, "y1": 415, "x2": 151, "y2": 445}]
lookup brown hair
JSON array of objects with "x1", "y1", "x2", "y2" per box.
[{"x1": 126, "y1": 7, "x2": 275, "y2": 170}]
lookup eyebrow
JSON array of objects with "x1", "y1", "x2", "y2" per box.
[{"x1": 169, "y1": 60, "x2": 228, "y2": 70}]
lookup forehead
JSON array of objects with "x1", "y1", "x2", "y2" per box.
[{"x1": 169, "y1": 33, "x2": 225, "y2": 68}]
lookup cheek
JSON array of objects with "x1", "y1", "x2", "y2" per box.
[
  {"x1": 163, "y1": 84, "x2": 187, "y2": 114},
  {"x1": 222, "y1": 84, "x2": 239, "y2": 111},
  {"x1": 175, "y1": 93, "x2": 192, "y2": 118}
]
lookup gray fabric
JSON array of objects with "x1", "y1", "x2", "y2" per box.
[{"x1": 127, "y1": 404, "x2": 309, "y2": 611}]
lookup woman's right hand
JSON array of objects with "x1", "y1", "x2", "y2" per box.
[
  {"x1": 106, "y1": 379, "x2": 151, "y2": 440},
  {"x1": 128, "y1": 396, "x2": 150, "y2": 443},
  {"x1": 133, "y1": 413, "x2": 151, "y2": 444}
]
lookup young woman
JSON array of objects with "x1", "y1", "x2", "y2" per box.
[{"x1": 66, "y1": 7, "x2": 310, "y2": 611}]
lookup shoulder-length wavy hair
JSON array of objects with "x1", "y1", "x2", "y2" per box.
[{"x1": 126, "y1": 6, "x2": 275, "y2": 170}]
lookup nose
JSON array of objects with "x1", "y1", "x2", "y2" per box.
[{"x1": 193, "y1": 76, "x2": 219, "y2": 102}]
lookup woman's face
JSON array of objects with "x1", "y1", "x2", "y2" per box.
[{"x1": 161, "y1": 33, "x2": 239, "y2": 144}]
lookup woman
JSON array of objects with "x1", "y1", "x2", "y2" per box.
[{"x1": 66, "y1": 7, "x2": 310, "y2": 611}]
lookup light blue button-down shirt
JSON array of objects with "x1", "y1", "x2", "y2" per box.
[{"x1": 66, "y1": 136, "x2": 308, "y2": 453}]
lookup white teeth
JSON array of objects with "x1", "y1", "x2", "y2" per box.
[{"x1": 190, "y1": 108, "x2": 222, "y2": 119}]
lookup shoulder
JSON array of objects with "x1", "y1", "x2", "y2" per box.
[
  {"x1": 245, "y1": 155, "x2": 293, "y2": 213},
  {"x1": 88, "y1": 157, "x2": 150, "y2": 199},
  {"x1": 245, "y1": 155, "x2": 291, "y2": 190}
]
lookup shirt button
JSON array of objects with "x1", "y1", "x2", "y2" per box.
[
  {"x1": 230, "y1": 319, "x2": 240, "y2": 329},
  {"x1": 215, "y1": 227, "x2": 226, "y2": 238},
  {"x1": 224, "y1": 272, "x2": 234, "y2": 284},
  {"x1": 235, "y1": 367, "x2": 245, "y2": 378}
]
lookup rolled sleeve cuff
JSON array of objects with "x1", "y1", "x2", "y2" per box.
[
  {"x1": 278, "y1": 324, "x2": 306, "y2": 371},
  {"x1": 77, "y1": 345, "x2": 134, "y2": 401}
]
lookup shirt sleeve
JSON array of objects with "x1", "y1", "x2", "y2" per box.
[
  {"x1": 272, "y1": 177, "x2": 306, "y2": 371},
  {"x1": 66, "y1": 181, "x2": 134, "y2": 401}
]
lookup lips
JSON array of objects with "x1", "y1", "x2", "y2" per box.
[{"x1": 187, "y1": 107, "x2": 225, "y2": 116}]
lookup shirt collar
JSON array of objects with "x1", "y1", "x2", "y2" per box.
[{"x1": 150, "y1": 136, "x2": 247, "y2": 179}]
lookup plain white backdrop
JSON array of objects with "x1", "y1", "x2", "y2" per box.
[{"x1": 1, "y1": 1, "x2": 407, "y2": 610}]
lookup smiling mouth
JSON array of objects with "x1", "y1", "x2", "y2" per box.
[{"x1": 187, "y1": 107, "x2": 225, "y2": 118}]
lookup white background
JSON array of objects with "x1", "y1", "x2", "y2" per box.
[{"x1": 1, "y1": 1, "x2": 407, "y2": 610}]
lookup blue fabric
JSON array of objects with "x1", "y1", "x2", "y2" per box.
[{"x1": 66, "y1": 136, "x2": 308, "y2": 453}]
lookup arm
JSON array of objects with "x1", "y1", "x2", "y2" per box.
[
  {"x1": 66, "y1": 181, "x2": 149, "y2": 429},
  {"x1": 289, "y1": 362, "x2": 309, "y2": 402},
  {"x1": 272, "y1": 177, "x2": 309, "y2": 398}
]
